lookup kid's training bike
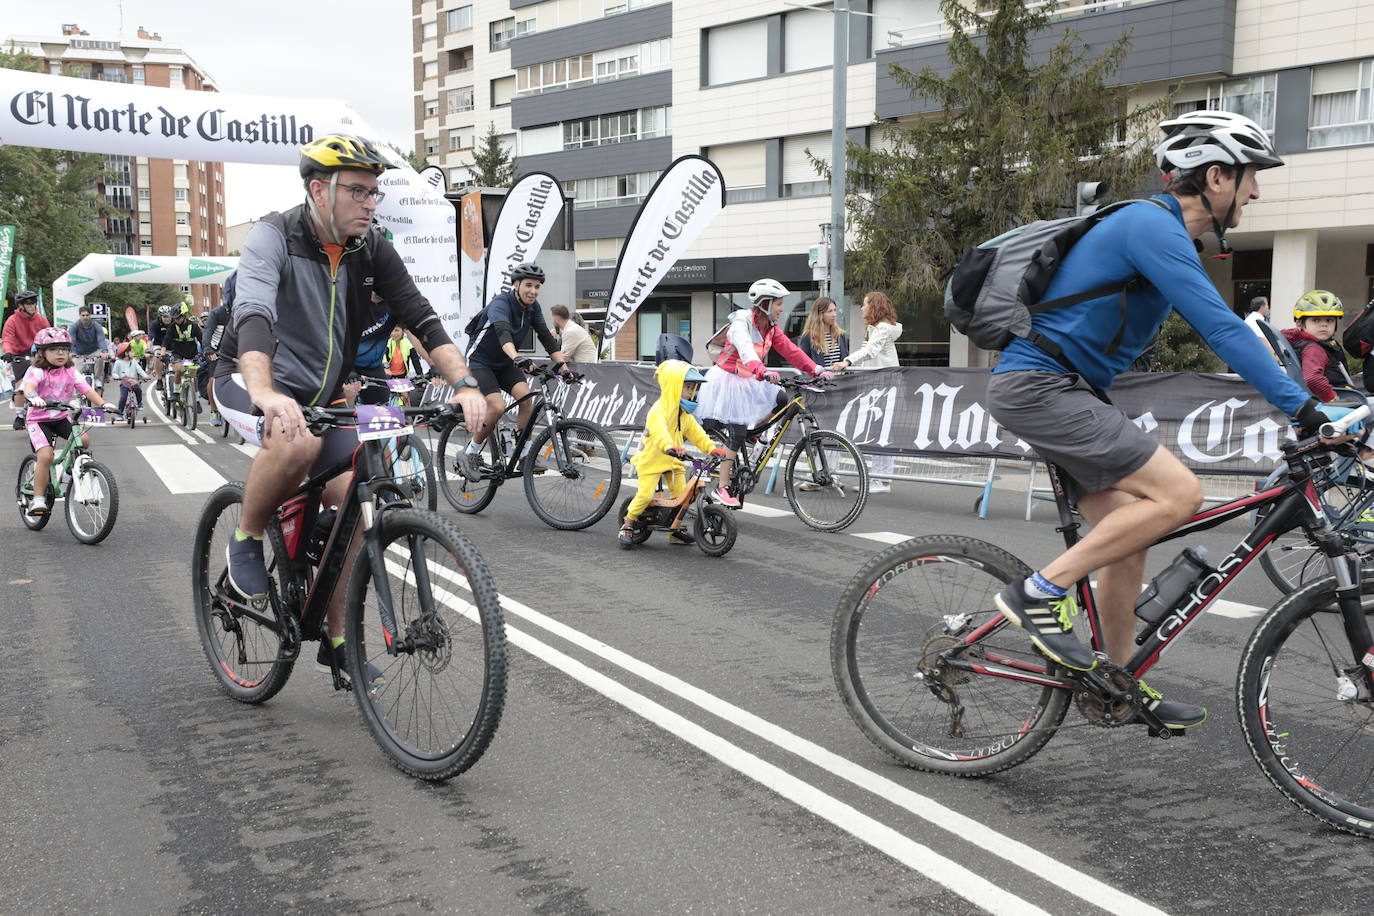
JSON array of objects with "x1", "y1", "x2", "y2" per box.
[
  {"x1": 616, "y1": 453, "x2": 737, "y2": 557},
  {"x1": 831, "y1": 406, "x2": 1374, "y2": 838},
  {"x1": 15, "y1": 402, "x2": 120, "y2": 544},
  {"x1": 191, "y1": 402, "x2": 506, "y2": 780}
]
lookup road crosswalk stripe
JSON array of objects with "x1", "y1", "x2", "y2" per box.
[
  {"x1": 737, "y1": 502, "x2": 792, "y2": 518},
  {"x1": 136, "y1": 444, "x2": 227, "y2": 494},
  {"x1": 850, "y1": 531, "x2": 911, "y2": 545}
]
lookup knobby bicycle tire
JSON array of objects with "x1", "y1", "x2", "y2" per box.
[
  {"x1": 1237, "y1": 575, "x2": 1374, "y2": 838},
  {"x1": 523, "y1": 419, "x2": 620, "y2": 530},
  {"x1": 343, "y1": 507, "x2": 507, "y2": 780},
  {"x1": 16, "y1": 455, "x2": 52, "y2": 532},
  {"x1": 831, "y1": 535, "x2": 1072, "y2": 777},
  {"x1": 183, "y1": 380, "x2": 198, "y2": 431},
  {"x1": 191, "y1": 483, "x2": 296, "y2": 704},
  {"x1": 436, "y1": 421, "x2": 500, "y2": 515},
  {"x1": 64, "y1": 457, "x2": 119, "y2": 544},
  {"x1": 784, "y1": 430, "x2": 870, "y2": 532}
]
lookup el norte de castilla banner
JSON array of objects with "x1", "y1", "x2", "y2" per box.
[
  {"x1": 0, "y1": 68, "x2": 460, "y2": 341},
  {"x1": 481, "y1": 172, "x2": 564, "y2": 316},
  {"x1": 602, "y1": 156, "x2": 725, "y2": 341}
]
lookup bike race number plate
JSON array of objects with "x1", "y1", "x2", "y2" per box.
[
  {"x1": 356, "y1": 405, "x2": 412, "y2": 441},
  {"x1": 80, "y1": 408, "x2": 107, "y2": 425},
  {"x1": 387, "y1": 378, "x2": 415, "y2": 393}
]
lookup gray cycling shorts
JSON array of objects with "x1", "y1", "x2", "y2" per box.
[{"x1": 988, "y1": 370, "x2": 1159, "y2": 498}]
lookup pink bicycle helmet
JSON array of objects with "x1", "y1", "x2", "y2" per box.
[{"x1": 33, "y1": 327, "x2": 71, "y2": 349}]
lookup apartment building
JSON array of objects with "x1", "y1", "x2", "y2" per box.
[
  {"x1": 5, "y1": 23, "x2": 229, "y2": 312},
  {"x1": 414, "y1": 0, "x2": 1374, "y2": 363}
]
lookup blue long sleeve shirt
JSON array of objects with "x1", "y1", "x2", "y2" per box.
[{"x1": 993, "y1": 194, "x2": 1312, "y2": 417}]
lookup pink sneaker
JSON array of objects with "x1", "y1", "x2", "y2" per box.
[{"x1": 716, "y1": 487, "x2": 740, "y2": 508}]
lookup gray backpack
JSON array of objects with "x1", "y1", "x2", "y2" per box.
[{"x1": 944, "y1": 198, "x2": 1169, "y2": 367}]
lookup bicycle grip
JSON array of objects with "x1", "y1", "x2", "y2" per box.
[{"x1": 1319, "y1": 404, "x2": 1371, "y2": 439}]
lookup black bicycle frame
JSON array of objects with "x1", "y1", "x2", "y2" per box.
[
  {"x1": 956, "y1": 445, "x2": 1374, "y2": 693},
  {"x1": 482, "y1": 371, "x2": 570, "y2": 477}
]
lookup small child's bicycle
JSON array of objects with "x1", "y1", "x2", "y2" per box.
[
  {"x1": 617, "y1": 454, "x2": 737, "y2": 557},
  {"x1": 120, "y1": 378, "x2": 146, "y2": 428},
  {"x1": 14, "y1": 402, "x2": 120, "y2": 544}
]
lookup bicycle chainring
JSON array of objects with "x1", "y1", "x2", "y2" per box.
[{"x1": 1074, "y1": 661, "x2": 1142, "y2": 728}]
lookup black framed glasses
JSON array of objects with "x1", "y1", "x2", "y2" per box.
[{"x1": 337, "y1": 182, "x2": 385, "y2": 204}]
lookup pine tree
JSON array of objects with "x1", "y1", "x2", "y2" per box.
[
  {"x1": 830, "y1": 0, "x2": 1167, "y2": 332},
  {"x1": 461, "y1": 123, "x2": 516, "y2": 188}
]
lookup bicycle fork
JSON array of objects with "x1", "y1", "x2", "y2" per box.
[{"x1": 359, "y1": 483, "x2": 404, "y2": 654}]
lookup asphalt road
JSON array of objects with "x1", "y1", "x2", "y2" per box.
[{"x1": 2, "y1": 391, "x2": 1371, "y2": 915}]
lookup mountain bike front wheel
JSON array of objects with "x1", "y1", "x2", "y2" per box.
[
  {"x1": 784, "y1": 430, "x2": 870, "y2": 532},
  {"x1": 523, "y1": 419, "x2": 620, "y2": 530},
  {"x1": 831, "y1": 535, "x2": 1073, "y2": 777},
  {"x1": 344, "y1": 507, "x2": 507, "y2": 781},
  {"x1": 1237, "y1": 577, "x2": 1374, "y2": 838}
]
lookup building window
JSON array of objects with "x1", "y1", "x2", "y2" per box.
[
  {"x1": 131, "y1": 65, "x2": 145, "y2": 84},
  {"x1": 424, "y1": 59, "x2": 439, "y2": 80},
  {"x1": 425, "y1": 98, "x2": 439, "y2": 117},
  {"x1": 174, "y1": 188, "x2": 188, "y2": 201},
  {"x1": 140, "y1": 238, "x2": 152, "y2": 249},
  {"x1": 564, "y1": 171, "x2": 660, "y2": 209},
  {"x1": 491, "y1": 75, "x2": 515, "y2": 107},
  {"x1": 490, "y1": 17, "x2": 516, "y2": 51},
  {"x1": 563, "y1": 106, "x2": 671, "y2": 150},
  {"x1": 447, "y1": 86, "x2": 474, "y2": 114},
  {"x1": 422, "y1": 20, "x2": 437, "y2": 41},
  {"x1": 707, "y1": 140, "x2": 767, "y2": 202},
  {"x1": 425, "y1": 136, "x2": 440, "y2": 155},
  {"x1": 1171, "y1": 74, "x2": 1277, "y2": 133},
  {"x1": 446, "y1": 6, "x2": 472, "y2": 31},
  {"x1": 176, "y1": 214, "x2": 189, "y2": 226},
  {"x1": 449, "y1": 128, "x2": 472, "y2": 151},
  {"x1": 99, "y1": 68, "x2": 127, "y2": 83},
  {"x1": 1310, "y1": 59, "x2": 1374, "y2": 149},
  {"x1": 706, "y1": 19, "x2": 769, "y2": 86},
  {"x1": 782, "y1": 133, "x2": 830, "y2": 197},
  {"x1": 575, "y1": 237, "x2": 626, "y2": 269},
  {"x1": 784, "y1": 6, "x2": 833, "y2": 73},
  {"x1": 169, "y1": 66, "x2": 184, "y2": 88},
  {"x1": 138, "y1": 188, "x2": 150, "y2": 200},
  {"x1": 517, "y1": 53, "x2": 594, "y2": 94},
  {"x1": 640, "y1": 38, "x2": 671, "y2": 74},
  {"x1": 446, "y1": 47, "x2": 473, "y2": 72}
]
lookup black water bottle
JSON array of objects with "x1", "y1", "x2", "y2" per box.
[
  {"x1": 1134, "y1": 547, "x2": 1211, "y2": 625},
  {"x1": 305, "y1": 506, "x2": 338, "y2": 564}
]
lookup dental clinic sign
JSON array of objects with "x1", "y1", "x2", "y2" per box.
[{"x1": 0, "y1": 69, "x2": 352, "y2": 165}]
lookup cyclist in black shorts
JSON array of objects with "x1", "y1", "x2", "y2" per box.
[{"x1": 455, "y1": 262, "x2": 568, "y2": 480}]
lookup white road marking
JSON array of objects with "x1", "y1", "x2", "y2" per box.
[
  {"x1": 190, "y1": 425, "x2": 215, "y2": 444},
  {"x1": 386, "y1": 545, "x2": 1164, "y2": 916},
  {"x1": 136, "y1": 444, "x2": 226, "y2": 494},
  {"x1": 1205, "y1": 599, "x2": 1266, "y2": 619},
  {"x1": 851, "y1": 531, "x2": 912, "y2": 545},
  {"x1": 738, "y1": 502, "x2": 792, "y2": 518},
  {"x1": 379, "y1": 550, "x2": 1048, "y2": 916},
  {"x1": 143, "y1": 386, "x2": 198, "y2": 446},
  {"x1": 233, "y1": 442, "x2": 260, "y2": 459}
]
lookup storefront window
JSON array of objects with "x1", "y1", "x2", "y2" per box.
[{"x1": 637, "y1": 297, "x2": 691, "y2": 360}]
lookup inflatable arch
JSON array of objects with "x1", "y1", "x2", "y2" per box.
[{"x1": 53, "y1": 254, "x2": 238, "y2": 326}]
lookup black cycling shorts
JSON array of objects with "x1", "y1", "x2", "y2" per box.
[
  {"x1": 28, "y1": 417, "x2": 73, "y2": 452},
  {"x1": 471, "y1": 362, "x2": 525, "y2": 397},
  {"x1": 702, "y1": 418, "x2": 749, "y2": 452},
  {"x1": 213, "y1": 372, "x2": 357, "y2": 478}
]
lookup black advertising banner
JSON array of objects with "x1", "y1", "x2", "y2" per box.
[{"x1": 426, "y1": 366, "x2": 1296, "y2": 476}]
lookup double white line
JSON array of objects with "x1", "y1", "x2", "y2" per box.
[{"x1": 382, "y1": 546, "x2": 1167, "y2": 916}]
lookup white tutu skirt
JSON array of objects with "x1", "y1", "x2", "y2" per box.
[{"x1": 698, "y1": 366, "x2": 782, "y2": 426}]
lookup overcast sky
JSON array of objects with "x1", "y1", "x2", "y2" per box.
[{"x1": 4, "y1": 0, "x2": 416, "y2": 227}]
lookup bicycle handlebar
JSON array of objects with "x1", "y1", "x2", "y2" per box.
[{"x1": 1319, "y1": 404, "x2": 1371, "y2": 439}]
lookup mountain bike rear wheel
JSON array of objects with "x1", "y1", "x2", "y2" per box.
[
  {"x1": 344, "y1": 508, "x2": 506, "y2": 780},
  {"x1": 435, "y1": 421, "x2": 499, "y2": 515},
  {"x1": 832, "y1": 535, "x2": 1072, "y2": 776},
  {"x1": 191, "y1": 483, "x2": 296, "y2": 704},
  {"x1": 1237, "y1": 577, "x2": 1374, "y2": 838}
]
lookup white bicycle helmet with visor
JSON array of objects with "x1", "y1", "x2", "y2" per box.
[
  {"x1": 1154, "y1": 109, "x2": 1284, "y2": 254},
  {"x1": 748, "y1": 278, "x2": 790, "y2": 325}
]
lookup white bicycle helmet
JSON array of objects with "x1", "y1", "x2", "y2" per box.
[
  {"x1": 748, "y1": 278, "x2": 789, "y2": 305},
  {"x1": 1154, "y1": 109, "x2": 1283, "y2": 173}
]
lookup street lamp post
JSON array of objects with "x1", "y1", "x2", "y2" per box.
[{"x1": 830, "y1": 0, "x2": 850, "y2": 333}]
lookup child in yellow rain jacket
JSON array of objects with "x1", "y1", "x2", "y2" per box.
[{"x1": 619, "y1": 360, "x2": 726, "y2": 548}]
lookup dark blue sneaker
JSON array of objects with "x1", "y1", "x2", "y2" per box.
[
  {"x1": 317, "y1": 640, "x2": 385, "y2": 696},
  {"x1": 1137, "y1": 680, "x2": 1207, "y2": 729},
  {"x1": 994, "y1": 583, "x2": 1098, "y2": 672},
  {"x1": 225, "y1": 533, "x2": 270, "y2": 601}
]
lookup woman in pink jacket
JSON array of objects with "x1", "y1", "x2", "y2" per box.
[{"x1": 698, "y1": 278, "x2": 832, "y2": 507}]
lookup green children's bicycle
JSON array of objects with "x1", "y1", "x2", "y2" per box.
[{"x1": 15, "y1": 403, "x2": 121, "y2": 544}]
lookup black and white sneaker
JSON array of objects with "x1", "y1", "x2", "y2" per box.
[
  {"x1": 1137, "y1": 681, "x2": 1207, "y2": 729},
  {"x1": 994, "y1": 583, "x2": 1098, "y2": 672}
]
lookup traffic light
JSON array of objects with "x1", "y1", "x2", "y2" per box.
[{"x1": 1076, "y1": 181, "x2": 1110, "y2": 217}]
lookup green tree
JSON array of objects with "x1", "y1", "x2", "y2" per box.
[
  {"x1": 829, "y1": 0, "x2": 1167, "y2": 334},
  {"x1": 0, "y1": 47, "x2": 107, "y2": 313},
  {"x1": 460, "y1": 123, "x2": 515, "y2": 188},
  {"x1": 1149, "y1": 313, "x2": 1224, "y2": 373},
  {"x1": 402, "y1": 149, "x2": 432, "y2": 172}
]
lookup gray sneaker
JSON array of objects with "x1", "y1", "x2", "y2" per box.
[
  {"x1": 994, "y1": 583, "x2": 1097, "y2": 672},
  {"x1": 455, "y1": 448, "x2": 482, "y2": 480}
]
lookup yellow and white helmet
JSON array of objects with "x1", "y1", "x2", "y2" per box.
[{"x1": 1294, "y1": 289, "x2": 1343, "y2": 319}]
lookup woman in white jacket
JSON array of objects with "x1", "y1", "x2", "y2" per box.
[{"x1": 835, "y1": 291, "x2": 903, "y2": 491}]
